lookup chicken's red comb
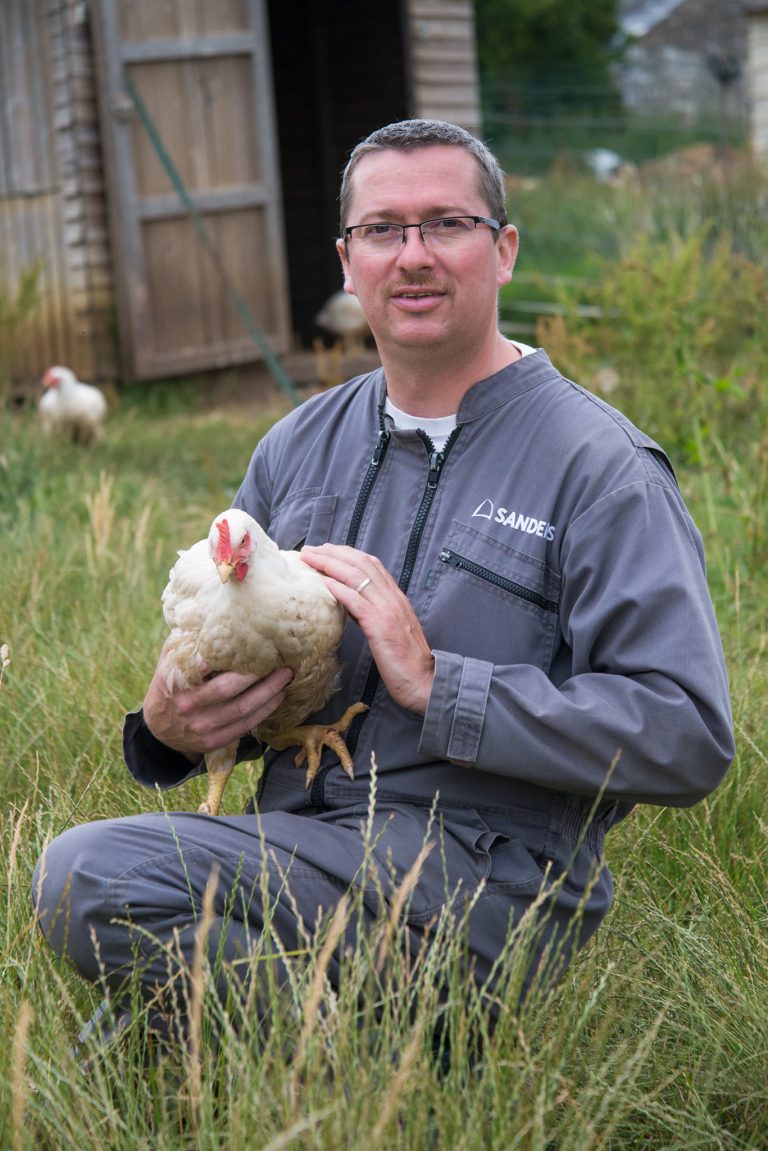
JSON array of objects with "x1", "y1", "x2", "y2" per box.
[{"x1": 215, "y1": 517, "x2": 232, "y2": 559}]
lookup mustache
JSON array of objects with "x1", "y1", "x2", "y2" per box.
[{"x1": 385, "y1": 274, "x2": 449, "y2": 294}]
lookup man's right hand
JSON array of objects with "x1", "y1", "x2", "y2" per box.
[{"x1": 142, "y1": 640, "x2": 293, "y2": 763}]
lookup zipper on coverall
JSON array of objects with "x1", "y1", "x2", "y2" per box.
[
  {"x1": 438, "y1": 550, "x2": 559, "y2": 614},
  {"x1": 308, "y1": 425, "x2": 462, "y2": 807}
]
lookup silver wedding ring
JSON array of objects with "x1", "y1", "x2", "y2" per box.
[{"x1": 355, "y1": 577, "x2": 371, "y2": 594}]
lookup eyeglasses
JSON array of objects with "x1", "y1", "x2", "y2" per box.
[{"x1": 344, "y1": 215, "x2": 500, "y2": 250}]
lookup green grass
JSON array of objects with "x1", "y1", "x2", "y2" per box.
[{"x1": 1, "y1": 194, "x2": 768, "y2": 1146}]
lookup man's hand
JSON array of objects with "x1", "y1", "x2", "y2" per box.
[
  {"x1": 143, "y1": 639, "x2": 293, "y2": 763},
  {"x1": 300, "y1": 543, "x2": 435, "y2": 715}
]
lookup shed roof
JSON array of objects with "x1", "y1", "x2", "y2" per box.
[{"x1": 619, "y1": 0, "x2": 685, "y2": 37}]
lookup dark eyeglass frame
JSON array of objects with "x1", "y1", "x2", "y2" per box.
[{"x1": 344, "y1": 215, "x2": 501, "y2": 245}]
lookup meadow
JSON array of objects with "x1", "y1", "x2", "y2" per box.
[{"x1": 1, "y1": 162, "x2": 767, "y2": 1149}]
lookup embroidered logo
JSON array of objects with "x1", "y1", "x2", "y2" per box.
[
  {"x1": 472, "y1": 498, "x2": 494, "y2": 521},
  {"x1": 472, "y1": 499, "x2": 556, "y2": 541}
]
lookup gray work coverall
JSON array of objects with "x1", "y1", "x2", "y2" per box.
[{"x1": 34, "y1": 351, "x2": 735, "y2": 1019}]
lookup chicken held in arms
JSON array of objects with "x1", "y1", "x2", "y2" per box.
[{"x1": 162, "y1": 508, "x2": 366, "y2": 815}]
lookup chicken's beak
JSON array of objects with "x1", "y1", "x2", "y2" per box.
[{"x1": 216, "y1": 561, "x2": 234, "y2": 583}]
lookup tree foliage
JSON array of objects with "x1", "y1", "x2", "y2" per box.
[{"x1": 475, "y1": 0, "x2": 624, "y2": 112}]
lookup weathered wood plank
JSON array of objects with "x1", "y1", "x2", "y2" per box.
[
  {"x1": 0, "y1": 0, "x2": 52, "y2": 196},
  {"x1": 120, "y1": 34, "x2": 256, "y2": 63},
  {"x1": 119, "y1": 0, "x2": 179, "y2": 41},
  {"x1": 119, "y1": 0, "x2": 249, "y2": 42},
  {"x1": 411, "y1": 42, "x2": 480, "y2": 64},
  {"x1": 407, "y1": 0, "x2": 481, "y2": 132},
  {"x1": 200, "y1": 0, "x2": 249, "y2": 35},
  {"x1": 410, "y1": 0, "x2": 477, "y2": 15},
  {"x1": 137, "y1": 184, "x2": 269, "y2": 221},
  {"x1": 142, "y1": 215, "x2": 206, "y2": 355},
  {"x1": 410, "y1": 62, "x2": 478, "y2": 84}
]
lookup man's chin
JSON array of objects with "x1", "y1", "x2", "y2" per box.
[{"x1": 386, "y1": 317, "x2": 449, "y2": 347}]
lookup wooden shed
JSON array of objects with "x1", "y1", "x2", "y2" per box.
[{"x1": 0, "y1": 0, "x2": 481, "y2": 391}]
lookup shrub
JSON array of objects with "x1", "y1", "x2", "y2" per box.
[
  {"x1": 0, "y1": 264, "x2": 40, "y2": 403},
  {"x1": 540, "y1": 226, "x2": 768, "y2": 461}
]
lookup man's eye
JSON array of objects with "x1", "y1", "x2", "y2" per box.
[
  {"x1": 365, "y1": 224, "x2": 400, "y2": 238},
  {"x1": 432, "y1": 217, "x2": 468, "y2": 231}
]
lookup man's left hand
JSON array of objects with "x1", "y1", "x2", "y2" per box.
[{"x1": 301, "y1": 543, "x2": 435, "y2": 715}]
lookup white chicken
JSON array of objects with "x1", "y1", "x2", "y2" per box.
[
  {"x1": 314, "y1": 291, "x2": 370, "y2": 354},
  {"x1": 162, "y1": 508, "x2": 366, "y2": 815},
  {"x1": 38, "y1": 366, "x2": 108, "y2": 443}
]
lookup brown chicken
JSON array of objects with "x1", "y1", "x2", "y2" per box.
[{"x1": 162, "y1": 508, "x2": 365, "y2": 815}]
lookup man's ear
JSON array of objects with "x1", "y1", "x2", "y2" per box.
[
  {"x1": 336, "y1": 237, "x2": 357, "y2": 295},
  {"x1": 496, "y1": 225, "x2": 519, "y2": 288}
]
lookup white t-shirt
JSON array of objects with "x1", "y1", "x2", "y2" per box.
[{"x1": 384, "y1": 340, "x2": 537, "y2": 450}]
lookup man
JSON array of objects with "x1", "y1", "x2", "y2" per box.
[{"x1": 33, "y1": 119, "x2": 734, "y2": 1045}]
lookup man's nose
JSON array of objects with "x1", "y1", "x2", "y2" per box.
[{"x1": 396, "y1": 227, "x2": 435, "y2": 266}]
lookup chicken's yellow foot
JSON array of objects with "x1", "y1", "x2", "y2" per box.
[
  {"x1": 198, "y1": 771, "x2": 230, "y2": 816},
  {"x1": 267, "y1": 702, "x2": 368, "y2": 788},
  {"x1": 198, "y1": 743, "x2": 238, "y2": 815}
]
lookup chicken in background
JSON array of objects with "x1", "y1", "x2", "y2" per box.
[
  {"x1": 312, "y1": 291, "x2": 372, "y2": 388},
  {"x1": 162, "y1": 508, "x2": 366, "y2": 815},
  {"x1": 314, "y1": 290, "x2": 370, "y2": 355},
  {"x1": 38, "y1": 366, "x2": 108, "y2": 444}
]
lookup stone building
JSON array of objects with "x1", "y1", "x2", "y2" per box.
[{"x1": 617, "y1": 0, "x2": 750, "y2": 121}]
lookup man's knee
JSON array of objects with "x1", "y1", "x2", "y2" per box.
[{"x1": 32, "y1": 820, "x2": 115, "y2": 975}]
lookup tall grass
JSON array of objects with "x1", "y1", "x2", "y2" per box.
[
  {"x1": 1, "y1": 195, "x2": 767, "y2": 1146},
  {"x1": 502, "y1": 152, "x2": 768, "y2": 319}
]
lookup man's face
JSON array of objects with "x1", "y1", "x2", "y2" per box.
[{"x1": 336, "y1": 145, "x2": 518, "y2": 358}]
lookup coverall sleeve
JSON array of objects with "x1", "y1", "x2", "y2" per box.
[
  {"x1": 122, "y1": 708, "x2": 263, "y2": 790},
  {"x1": 420, "y1": 478, "x2": 735, "y2": 806}
]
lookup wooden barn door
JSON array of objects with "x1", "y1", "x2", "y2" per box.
[{"x1": 92, "y1": 0, "x2": 291, "y2": 380}]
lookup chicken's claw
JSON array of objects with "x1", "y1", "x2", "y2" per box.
[{"x1": 268, "y1": 702, "x2": 368, "y2": 788}]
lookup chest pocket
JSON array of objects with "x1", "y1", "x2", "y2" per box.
[
  {"x1": 268, "y1": 491, "x2": 339, "y2": 550},
  {"x1": 423, "y1": 519, "x2": 561, "y2": 673}
]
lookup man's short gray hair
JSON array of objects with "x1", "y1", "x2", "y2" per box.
[{"x1": 339, "y1": 118, "x2": 508, "y2": 233}]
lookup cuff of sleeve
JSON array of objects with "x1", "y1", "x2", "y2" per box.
[
  {"x1": 419, "y1": 650, "x2": 493, "y2": 765},
  {"x1": 122, "y1": 708, "x2": 205, "y2": 790}
]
